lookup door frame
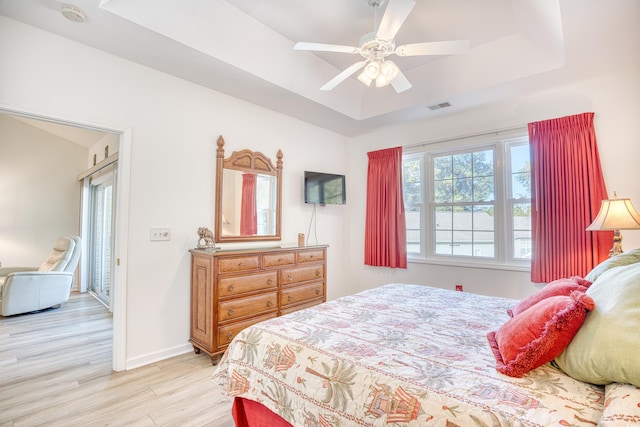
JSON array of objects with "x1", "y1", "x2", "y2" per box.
[{"x1": 0, "y1": 104, "x2": 131, "y2": 372}]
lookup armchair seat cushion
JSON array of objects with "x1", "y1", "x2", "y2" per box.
[{"x1": 0, "y1": 236, "x2": 81, "y2": 316}]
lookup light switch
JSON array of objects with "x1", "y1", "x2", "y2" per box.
[{"x1": 150, "y1": 227, "x2": 171, "y2": 241}]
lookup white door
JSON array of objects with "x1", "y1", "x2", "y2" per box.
[{"x1": 87, "y1": 163, "x2": 117, "y2": 308}]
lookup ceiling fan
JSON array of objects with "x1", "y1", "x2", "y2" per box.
[{"x1": 294, "y1": 0, "x2": 470, "y2": 93}]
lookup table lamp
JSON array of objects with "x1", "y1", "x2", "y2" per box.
[{"x1": 587, "y1": 192, "x2": 640, "y2": 256}]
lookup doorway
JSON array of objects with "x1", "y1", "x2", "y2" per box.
[{"x1": 0, "y1": 106, "x2": 130, "y2": 371}]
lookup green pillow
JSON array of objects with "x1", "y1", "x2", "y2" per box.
[
  {"x1": 585, "y1": 248, "x2": 640, "y2": 282},
  {"x1": 555, "y1": 262, "x2": 640, "y2": 386}
]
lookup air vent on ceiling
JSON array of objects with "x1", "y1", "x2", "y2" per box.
[{"x1": 428, "y1": 102, "x2": 452, "y2": 111}]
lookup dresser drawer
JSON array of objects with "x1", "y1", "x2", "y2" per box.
[
  {"x1": 263, "y1": 252, "x2": 295, "y2": 268},
  {"x1": 218, "y1": 271, "x2": 278, "y2": 297},
  {"x1": 297, "y1": 249, "x2": 325, "y2": 263},
  {"x1": 280, "y1": 298, "x2": 323, "y2": 316},
  {"x1": 218, "y1": 292, "x2": 277, "y2": 322},
  {"x1": 281, "y1": 264, "x2": 324, "y2": 285},
  {"x1": 218, "y1": 255, "x2": 260, "y2": 273},
  {"x1": 281, "y1": 281, "x2": 324, "y2": 307},
  {"x1": 218, "y1": 313, "x2": 277, "y2": 347}
]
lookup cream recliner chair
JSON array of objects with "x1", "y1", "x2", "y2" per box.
[{"x1": 0, "y1": 236, "x2": 82, "y2": 316}]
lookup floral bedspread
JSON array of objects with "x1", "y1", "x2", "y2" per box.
[{"x1": 213, "y1": 283, "x2": 617, "y2": 426}]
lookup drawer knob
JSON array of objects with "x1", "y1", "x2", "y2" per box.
[
  {"x1": 238, "y1": 262, "x2": 243, "y2": 268},
  {"x1": 228, "y1": 308, "x2": 234, "y2": 316},
  {"x1": 227, "y1": 332, "x2": 233, "y2": 341},
  {"x1": 267, "y1": 278, "x2": 273, "y2": 285},
  {"x1": 267, "y1": 300, "x2": 273, "y2": 307},
  {"x1": 287, "y1": 275, "x2": 293, "y2": 282},
  {"x1": 287, "y1": 295, "x2": 293, "y2": 302},
  {"x1": 315, "y1": 270, "x2": 320, "y2": 277},
  {"x1": 228, "y1": 284, "x2": 234, "y2": 292},
  {"x1": 315, "y1": 289, "x2": 320, "y2": 295}
]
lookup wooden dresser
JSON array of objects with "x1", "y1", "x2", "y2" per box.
[{"x1": 189, "y1": 245, "x2": 327, "y2": 364}]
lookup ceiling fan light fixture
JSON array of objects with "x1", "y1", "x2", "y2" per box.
[
  {"x1": 294, "y1": 0, "x2": 469, "y2": 93},
  {"x1": 380, "y1": 60, "x2": 399, "y2": 80},
  {"x1": 357, "y1": 71, "x2": 373, "y2": 86},
  {"x1": 375, "y1": 74, "x2": 392, "y2": 87},
  {"x1": 364, "y1": 60, "x2": 382, "y2": 79}
]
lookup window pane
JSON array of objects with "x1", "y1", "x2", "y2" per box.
[
  {"x1": 453, "y1": 230, "x2": 472, "y2": 256},
  {"x1": 453, "y1": 153, "x2": 472, "y2": 178},
  {"x1": 473, "y1": 205, "x2": 494, "y2": 231},
  {"x1": 513, "y1": 203, "x2": 532, "y2": 259},
  {"x1": 473, "y1": 176, "x2": 494, "y2": 202},
  {"x1": 473, "y1": 150, "x2": 494, "y2": 177},
  {"x1": 435, "y1": 206, "x2": 452, "y2": 229},
  {"x1": 452, "y1": 206, "x2": 469, "y2": 231},
  {"x1": 433, "y1": 148, "x2": 497, "y2": 260},
  {"x1": 434, "y1": 156, "x2": 452, "y2": 180},
  {"x1": 510, "y1": 144, "x2": 531, "y2": 199},
  {"x1": 510, "y1": 144, "x2": 530, "y2": 171},
  {"x1": 473, "y1": 231, "x2": 495, "y2": 257},
  {"x1": 403, "y1": 157, "x2": 422, "y2": 204},
  {"x1": 454, "y1": 177, "x2": 473, "y2": 202},
  {"x1": 405, "y1": 206, "x2": 421, "y2": 253},
  {"x1": 435, "y1": 230, "x2": 453, "y2": 255},
  {"x1": 434, "y1": 180, "x2": 452, "y2": 203}
]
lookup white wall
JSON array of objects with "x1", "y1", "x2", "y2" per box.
[
  {"x1": 0, "y1": 17, "x2": 348, "y2": 368},
  {"x1": 0, "y1": 115, "x2": 87, "y2": 267},
  {"x1": 2, "y1": 14, "x2": 639, "y2": 368},
  {"x1": 346, "y1": 67, "x2": 640, "y2": 300}
]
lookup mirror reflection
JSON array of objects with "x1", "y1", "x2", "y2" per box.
[
  {"x1": 214, "y1": 135, "x2": 283, "y2": 243},
  {"x1": 221, "y1": 169, "x2": 278, "y2": 237}
]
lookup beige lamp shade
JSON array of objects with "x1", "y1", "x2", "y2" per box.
[
  {"x1": 587, "y1": 193, "x2": 640, "y2": 257},
  {"x1": 587, "y1": 197, "x2": 640, "y2": 231}
]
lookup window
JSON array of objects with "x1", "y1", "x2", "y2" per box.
[{"x1": 402, "y1": 135, "x2": 531, "y2": 268}]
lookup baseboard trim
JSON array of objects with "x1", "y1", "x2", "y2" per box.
[{"x1": 125, "y1": 342, "x2": 194, "y2": 370}]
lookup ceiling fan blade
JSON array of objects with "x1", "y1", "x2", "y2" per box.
[
  {"x1": 395, "y1": 40, "x2": 470, "y2": 56},
  {"x1": 294, "y1": 42, "x2": 359, "y2": 54},
  {"x1": 376, "y1": 0, "x2": 416, "y2": 42},
  {"x1": 320, "y1": 61, "x2": 366, "y2": 91},
  {"x1": 391, "y1": 69, "x2": 412, "y2": 93}
]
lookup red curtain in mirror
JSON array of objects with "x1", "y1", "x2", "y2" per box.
[
  {"x1": 529, "y1": 112, "x2": 612, "y2": 283},
  {"x1": 240, "y1": 173, "x2": 257, "y2": 236},
  {"x1": 364, "y1": 146, "x2": 407, "y2": 268}
]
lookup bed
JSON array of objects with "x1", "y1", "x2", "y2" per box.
[{"x1": 213, "y1": 280, "x2": 640, "y2": 426}]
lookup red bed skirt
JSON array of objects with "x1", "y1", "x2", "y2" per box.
[{"x1": 232, "y1": 397, "x2": 294, "y2": 427}]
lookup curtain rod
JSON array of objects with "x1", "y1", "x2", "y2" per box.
[
  {"x1": 77, "y1": 152, "x2": 119, "y2": 181},
  {"x1": 404, "y1": 124, "x2": 528, "y2": 150}
]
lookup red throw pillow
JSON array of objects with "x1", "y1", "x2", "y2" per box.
[
  {"x1": 508, "y1": 277, "x2": 591, "y2": 317},
  {"x1": 487, "y1": 291, "x2": 595, "y2": 378}
]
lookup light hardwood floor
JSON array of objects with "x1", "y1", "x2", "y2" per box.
[{"x1": 0, "y1": 293, "x2": 234, "y2": 427}]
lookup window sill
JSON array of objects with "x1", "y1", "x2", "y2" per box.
[{"x1": 407, "y1": 256, "x2": 531, "y2": 273}]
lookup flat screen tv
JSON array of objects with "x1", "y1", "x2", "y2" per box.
[{"x1": 304, "y1": 171, "x2": 346, "y2": 205}]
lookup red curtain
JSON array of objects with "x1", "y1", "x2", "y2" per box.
[
  {"x1": 240, "y1": 173, "x2": 257, "y2": 236},
  {"x1": 364, "y1": 147, "x2": 407, "y2": 268},
  {"x1": 529, "y1": 112, "x2": 612, "y2": 283}
]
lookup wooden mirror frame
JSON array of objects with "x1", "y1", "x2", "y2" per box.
[{"x1": 214, "y1": 135, "x2": 283, "y2": 243}]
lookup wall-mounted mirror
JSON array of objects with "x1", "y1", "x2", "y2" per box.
[{"x1": 214, "y1": 135, "x2": 283, "y2": 243}]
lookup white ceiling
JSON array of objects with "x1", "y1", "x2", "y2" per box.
[
  {"x1": 0, "y1": 0, "x2": 638, "y2": 137},
  {"x1": 6, "y1": 113, "x2": 111, "y2": 148}
]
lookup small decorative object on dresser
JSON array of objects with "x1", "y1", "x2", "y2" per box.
[
  {"x1": 189, "y1": 245, "x2": 327, "y2": 364},
  {"x1": 196, "y1": 226, "x2": 217, "y2": 249}
]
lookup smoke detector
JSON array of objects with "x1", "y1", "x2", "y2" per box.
[{"x1": 60, "y1": 4, "x2": 86, "y2": 23}]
